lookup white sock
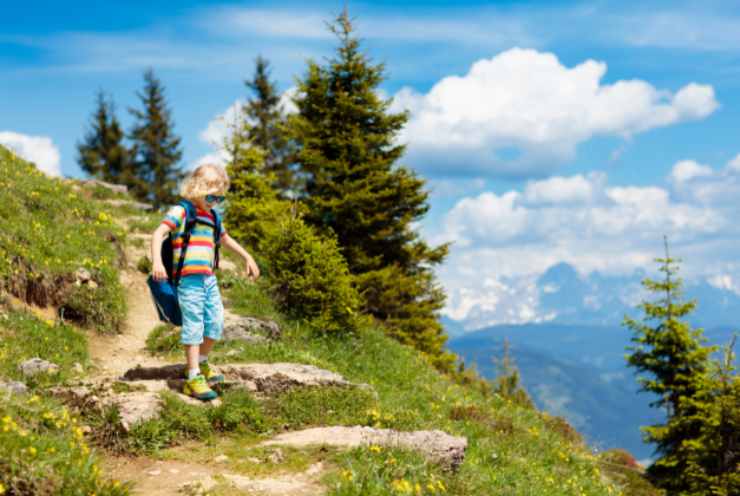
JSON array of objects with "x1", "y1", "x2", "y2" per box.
[
  {"x1": 198, "y1": 355, "x2": 208, "y2": 364},
  {"x1": 188, "y1": 368, "x2": 200, "y2": 380}
]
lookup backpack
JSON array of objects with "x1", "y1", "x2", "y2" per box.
[{"x1": 147, "y1": 199, "x2": 223, "y2": 326}]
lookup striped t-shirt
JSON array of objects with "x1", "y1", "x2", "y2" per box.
[{"x1": 161, "y1": 204, "x2": 227, "y2": 278}]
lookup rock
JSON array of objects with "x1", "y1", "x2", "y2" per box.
[
  {"x1": 147, "y1": 469, "x2": 162, "y2": 476},
  {"x1": 104, "y1": 392, "x2": 163, "y2": 432},
  {"x1": 74, "y1": 268, "x2": 92, "y2": 284},
  {"x1": 0, "y1": 380, "x2": 28, "y2": 396},
  {"x1": 18, "y1": 358, "x2": 60, "y2": 377},
  {"x1": 223, "y1": 313, "x2": 281, "y2": 342},
  {"x1": 246, "y1": 457, "x2": 261, "y2": 464},
  {"x1": 104, "y1": 199, "x2": 154, "y2": 211},
  {"x1": 179, "y1": 476, "x2": 217, "y2": 496},
  {"x1": 49, "y1": 386, "x2": 100, "y2": 410},
  {"x1": 262, "y1": 426, "x2": 468, "y2": 470},
  {"x1": 216, "y1": 362, "x2": 354, "y2": 394},
  {"x1": 120, "y1": 362, "x2": 359, "y2": 395},
  {"x1": 214, "y1": 454, "x2": 229, "y2": 463},
  {"x1": 81, "y1": 179, "x2": 128, "y2": 194},
  {"x1": 72, "y1": 362, "x2": 84, "y2": 374},
  {"x1": 267, "y1": 448, "x2": 284, "y2": 464}
]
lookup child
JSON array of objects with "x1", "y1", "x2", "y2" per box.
[{"x1": 150, "y1": 163, "x2": 260, "y2": 401}]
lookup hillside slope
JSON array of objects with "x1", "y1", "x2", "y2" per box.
[{"x1": 0, "y1": 146, "x2": 660, "y2": 495}]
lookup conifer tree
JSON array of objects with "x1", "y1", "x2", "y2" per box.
[
  {"x1": 288, "y1": 11, "x2": 453, "y2": 370},
  {"x1": 129, "y1": 68, "x2": 183, "y2": 208},
  {"x1": 623, "y1": 238, "x2": 716, "y2": 492},
  {"x1": 681, "y1": 337, "x2": 740, "y2": 495},
  {"x1": 76, "y1": 91, "x2": 133, "y2": 185},
  {"x1": 241, "y1": 56, "x2": 293, "y2": 194}
]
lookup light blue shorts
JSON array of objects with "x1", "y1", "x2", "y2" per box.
[{"x1": 177, "y1": 274, "x2": 224, "y2": 345}]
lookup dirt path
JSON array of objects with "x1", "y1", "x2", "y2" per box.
[{"x1": 88, "y1": 266, "x2": 170, "y2": 378}]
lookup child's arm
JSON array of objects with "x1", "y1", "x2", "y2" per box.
[
  {"x1": 151, "y1": 224, "x2": 172, "y2": 281},
  {"x1": 221, "y1": 233, "x2": 260, "y2": 281}
]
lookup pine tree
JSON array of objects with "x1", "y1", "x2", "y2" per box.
[
  {"x1": 623, "y1": 238, "x2": 716, "y2": 492},
  {"x1": 241, "y1": 56, "x2": 293, "y2": 194},
  {"x1": 76, "y1": 91, "x2": 133, "y2": 184},
  {"x1": 492, "y1": 339, "x2": 534, "y2": 408},
  {"x1": 129, "y1": 68, "x2": 184, "y2": 208},
  {"x1": 288, "y1": 11, "x2": 453, "y2": 370},
  {"x1": 681, "y1": 337, "x2": 740, "y2": 495}
]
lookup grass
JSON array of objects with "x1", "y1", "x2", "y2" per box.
[
  {"x1": 0, "y1": 145, "x2": 126, "y2": 333},
  {"x1": 0, "y1": 394, "x2": 130, "y2": 496},
  {"x1": 0, "y1": 308, "x2": 128, "y2": 495},
  {"x1": 136, "y1": 275, "x2": 650, "y2": 494},
  {"x1": 0, "y1": 307, "x2": 88, "y2": 388}
]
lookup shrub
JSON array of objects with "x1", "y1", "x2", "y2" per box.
[{"x1": 261, "y1": 217, "x2": 361, "y2": 335}]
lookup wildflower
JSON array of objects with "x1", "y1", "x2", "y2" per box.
[
  {"x1": 341, "y1": 469, "x2": 353, "y2": 481},
  {"x1": 369, "y1": 445, "x2": 382, "y2": 453},
  {"x1": 27, "y1": 446, "x2": 37, "y2": 457},
  {"x1": 391, "y1": 479, "x2": 413, "y2": 494},
  {"x1": 415, "y1": 482, "x2": 422, "y2": 495},
  {"x1": 0, "y1": 482, "x2": 6, "y2": 494}
]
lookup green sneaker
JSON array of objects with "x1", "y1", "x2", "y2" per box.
[
  {"x1": 200, "y1": 361, "x2": 224, "y2": 386},
  {"x1": 183, "y1": 375, "x2": 218, "y2": 401}
]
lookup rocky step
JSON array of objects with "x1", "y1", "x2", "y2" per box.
[
  {"x1": 122, "y1": 362, "x2": 363, "y2": 394},
  {"x1": 53, "y1": 362, "x2": 370, "y2": 432},
  {"x1": 261, "y1": 426, "x2": 468, "y2": 470}
]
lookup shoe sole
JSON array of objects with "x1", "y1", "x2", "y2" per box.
[{"x1": 183, "y1": 385, "x2": 218, "y2": 401}]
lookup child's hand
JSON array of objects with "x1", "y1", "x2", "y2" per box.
[
  {"x1": 245, "y1": 257, "x2": 260, "y2": 281},
  {"x1": 152, "y1": 261, "x2": 168, "y2": 281}
]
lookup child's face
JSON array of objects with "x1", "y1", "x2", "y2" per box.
[{"x1": 195, "y1": 191, "x2": 225, "y2": 210}]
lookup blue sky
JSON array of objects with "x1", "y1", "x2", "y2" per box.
[{"x1": 4, "y1": 0, "x2": 740, "y2": 326}]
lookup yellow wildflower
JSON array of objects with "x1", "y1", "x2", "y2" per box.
[
  {"x1": 391, "y1": 479, "x2": 413, "y2": 494},
  {"x1": 369, "y1": 445, "x2": 382, "y2": 453}
]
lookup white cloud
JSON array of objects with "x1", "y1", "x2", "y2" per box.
[
  {"x1": 391, "y1": 48, "x2": 718, "y2": 177},
  {"x1": 196, "y1": 87, "x2": 298, "y2": 167},
  {"x1": 0, "y1": 131, "x2": 61, "y2": 176},
  {"x1": 670, "y1": 159, "x2": 713, "y2": 185},
  {"x1": 429, "y1": 158, "x2": 740, "y2": 324}
]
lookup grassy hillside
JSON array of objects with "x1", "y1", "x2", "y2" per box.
[{"x1": 0, "y1": 146, "x2": 660, "y2": 495}]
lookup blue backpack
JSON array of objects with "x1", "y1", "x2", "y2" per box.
[{"x1": 147, "y1": 199, "x2": 222, "y2": 326}]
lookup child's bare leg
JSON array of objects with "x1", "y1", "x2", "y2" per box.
[
  {"x1": 199, "y1": 337, "x2": 216, "y2": 358},
  {"x1": 185, "y1": 344, "x2": 200, "y2": 378}
]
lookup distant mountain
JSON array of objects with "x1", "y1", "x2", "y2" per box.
[
  {"x1": 537, "y1": 262, "x2": 740, "y2": 329},
  {"x1": 448, "y1": 323, "x2": 737, "y2": 460}
]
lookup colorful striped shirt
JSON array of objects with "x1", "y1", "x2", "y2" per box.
[{"x1": 161, "y1": 204, "x2": 226, "y2": 278}]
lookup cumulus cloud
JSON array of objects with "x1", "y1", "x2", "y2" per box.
[
  {"x1": 391, "y1": 48, "x2": 718, "y2": 177},
  {"x1": 0, "y1": 131, "x2": 61, "y2": 176},
  {"x1": 195, "y1": 88, "x2": 298, "y2": 167},
  {"x1": 430, "y1": 157, "x2": 740, "y2": 325}
]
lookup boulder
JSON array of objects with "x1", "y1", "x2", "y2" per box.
[
  {"x1": 104, "y1": 199, "x2": 154, "y2": 211},
  {"x1": 18, "y1": 358, "x2": 60, "y2": 377},
  {"x1": 81, "y1": 179, "x2": 128, "y2": 194},
  {"x1": 223, "y1": 313, "x2": 281, "y2": 342},
  {"x1": 216, "y1": 363, "x2": 353, "y2": 394},
  {"x1": 121, "y1": 362, "x2": 358, "y2": 395},
  {"x1": 0, "y1": 380, "x2": 28, "y2": 396},
  {"x1": 105, "y1": 392, "x2": 163, "y2": 431},
  {"x1": 262, "y1": 426, "x2": 468, "y2": 470}
]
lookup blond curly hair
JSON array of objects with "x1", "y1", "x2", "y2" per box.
[{"x1": 179, "y1": 163, "x2": 230, "y2": 201}]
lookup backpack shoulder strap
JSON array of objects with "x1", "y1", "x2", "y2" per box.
[
  {"x1": 173, "y1": 200, "x2": 198, "y2": 285},
  {"x1": 211, "y1": 208, "x2": 222, "y2": 270}
]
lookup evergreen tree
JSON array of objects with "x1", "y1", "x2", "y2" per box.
[
  {"x1": 492, "y1": 339, "x2": 534, "y2": 408},
  {"x1": 288, "y1": 10, "x2": 453, "y2": 370},
  {"x1": 129, "y1": 68, "x2": 184, "y2": 208},
  {"x1": 681, "y1": 337, "x2": 740, "y2": 495},
  {"x1": 623, "y1": 238, "x2": 716, "y2": 493},
  {"x1": 242, "y1": 56, "x2": 293, "y2": 194},
  {"x1": 76, "y1": 91, "x2": 133, "y2": 184}
]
